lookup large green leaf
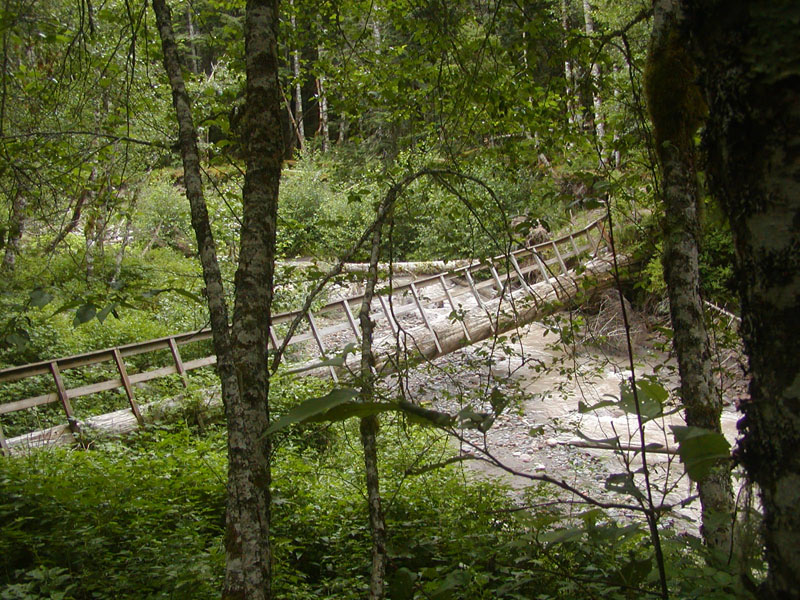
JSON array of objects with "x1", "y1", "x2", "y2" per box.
[
  {"x1": 266, "y1": 388, "x2": 359, "y2": 435},
  {"x1": 305, "y1": 401, "x2": 398, "y2": 423},
  {"x1": 619, "y1": 378, "x2": 668, "y2": 420},
  {"x1": 73, "y1": 304, "x2": 97, "y2": 327},
  {"x1": 670, "y1": 426, "x2": 731, "y2": 481},
  {"x1": 29, "y1": 288, "x2": 54, "y2": 308}
]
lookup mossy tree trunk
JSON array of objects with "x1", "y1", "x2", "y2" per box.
[
  {"x1": 681, "y1": 1, "x2": 800, "y2": 596},
  {"x1": 153, "y1": 0, "x2": 282, "y2": 597},
  {"x1": 644, "y1": 0, "x2": 734, "y2": 558},
  {"x1": 223, "y1": 0, "x2": 283, "y2": 595}
]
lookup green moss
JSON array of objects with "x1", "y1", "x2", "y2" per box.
[{"x1": 644, "y1": 28, "x2": 707, "y2": 153}]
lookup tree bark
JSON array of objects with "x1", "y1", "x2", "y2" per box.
[
  {"x1": 222, "y1": 0, "x2": 283, "y2": 597},
  {"x1": 2, "y1": 189, "x2": 25, "y2": 271},
  {"x1": 681, "y1": 1, "x2": 800, "y2": 596},
  {"x1": 290, "y1": 0, "x2": 304, "y2": 147},
  {"x1": 152, "y1": 2, "x2": 275, "y2": 598},
  {"x1": 644, "y1": 0, "x2": 733, "y2": 559},
  {"x1": 582, "y1": 0, "x2": 605, "y2": 143},
  {"x1": 356, "y1": 197, "x2": 391, "y2": 600},
  {"x1": 316, "y1": 47, "x2": 329, "y2": 152},
  {"x1": 44, "y1": 169, "x2": 95, "y2": 254},
  {"x1": 561, "y1": 0, "x2": 576, "y2": 125}
]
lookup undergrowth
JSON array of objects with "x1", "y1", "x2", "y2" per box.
[{"x1": 1, "y1": 395, "x2": 752, "y2": 600}]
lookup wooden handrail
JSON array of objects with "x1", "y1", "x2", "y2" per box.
[{"x1": 0, "y1": 217, "x2": 610, "y2": 449}]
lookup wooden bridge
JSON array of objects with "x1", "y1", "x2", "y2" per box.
[{"x1": 0, "y1": 217, "x2": 621, "y2": 453}]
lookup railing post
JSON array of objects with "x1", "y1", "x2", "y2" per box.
[
  {"x1": 49, "y1": 362, "x2": 79, "y2": 433},
  {"x1": 0, "y1": 424, "x2": 8, "y2": 455},
  {"x1": 489, "y1": 264, "x2": 505, "y2": 295},
  {"x1": 112, "y1": 349, "x2": 144, "y2": 427},
  {"x1": 533, "y1": 252, "x2": 550, "y2": 282},
  {"x1": 307, "y1": 312, "x2": 338, "y2": 382},
  {"x1": 569, "y1": 234, "x2": 580, "y2": 258},
  {"x1": 268, "y1": 326, "x2": 279, "y2": 351},
  {"x1": 410, "y1": 282, "x2": 443, "y2": 354},
  {"x1": 378, "y1": 295, "x2": 399, "y2": 334},
  {"x1": 438, "y1": 274, "x2": 472, "y2": 341},
  {"x1": 167, "y1": 337, "x2": 189, "y2": 388},
  {"x1": 340, "y1": 299, "x2": 361, "y2": 342},
  {"x1": 552, "y1": 240, "x2": 568, "y2": 274}
]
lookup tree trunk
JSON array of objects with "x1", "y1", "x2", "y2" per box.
[
  {"x1": 152, "y1": 2, "x2": 274, "y2": 598},
  {"x1": 222, "y1": 0, "x2": 283, "y2": 597},
  {"x1": 45, "y1": 168, "x2": 95, "y2": 254},
  {"x1": 185, "y1": 6, "x2": 199, "y2": 73},
  {"x1": 2, "y1": 190, "x2": 25, "y2": 271},
  {"x1": 561, "y1": 0, "x2": 576, "y2": 125},
  {"x1": 316, "y1": 47, "x2": 329, "y2": 152},
  {"x1": 357, "y1": 200, "x2": 390, "y2": 600},
  {"x1": 681, "y1": 1, "x2": 800, "y2": 596},
  {"x1": 290, "y1": 0, "x2": 304, "y2": 147},
  {"x1": 582, "y1": 0, "x2": 605, "y2": 144},
  {"x1": 644, "y1": 0, "x2": 733, "y2": 559}
]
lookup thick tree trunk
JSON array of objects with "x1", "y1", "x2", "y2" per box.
[
  {"x1": 222, "y1": 0, "x2": 283, "y2": 597},
  {"x1": 644, "y1": 0, "x2": 733, "y2": 559},
  {"x1": 152, "y1": 2, "x2": 274, "y2": 598},
  {"x1": 681, "y1": 1, "x2": 800, "y2": 596}
]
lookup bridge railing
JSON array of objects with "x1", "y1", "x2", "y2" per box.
[{"x1": 0, "y1": 216, "x2": 611, "y2": 451}]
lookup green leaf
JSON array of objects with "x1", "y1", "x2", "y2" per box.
[
  {"x1": 96, "y1": 303, "x2": 118, "y2": 324},
  {"x1": 389, "y1": 568, "x2": 417, "y2": 600},
  {"x1": 575, "y1": 429, "x2": 620, "y2": 448},
  {"x1": 397, "y1": 401, "x2": 455, "y2": 427},
  {"x1": 431, "y1": 569, "x2": 470, "y2": 597},
  {"x1": 670, "y1": 426, "x2": 731, "y2": 481},
  {"x1": 266, "y1": 388, "x2": 359, "y2": 435},
  {"x1": 169, "y1": 288, "x2": 204, "y2": 304},
  {"x1": 305, "y1": 401, "x2": 398, "y2": 423},
  {"x1": 73, "y1": 304, "x2": 97, "y2": 327},
  {"x1": 539, "y1": 527, "x2": 585, "y2": 545},
  {"x1": 618, "y1": 379, "x2": 666, "y2": 420},
  {"x1": 4, "y1": 329, "x2": 30, "y2": 351},
  {"x1": 29, "y1": 288, "x2": 54, "y2": 308}
]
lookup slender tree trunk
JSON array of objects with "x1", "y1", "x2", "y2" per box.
[
  {"x1": 645, "y1": 0, "x2": 733, "y2": 559},
  {"x1": 681, "y1": 1, "x2": 800, "y2": 596},
  {"x1": 151, "y1": 0, "x2": 236, "y2": 400},
  {"x1": 113, "y1": 196, "x2": 135, "y2": 283},
  {"x1": 45, "y1": 168, "x2": 95, "y2": 254},
  {"x1": 316, "y1": 47, "x2": 329, "y2": 152},
  {"x1": 290, "y1": 0, "x2": 304, "y2": 147},
  {"x1": 582, "y1": 0, "x2": 605, "y2": 144},
  {"x1": 185, "y1": 7, "x2": 199, "y2": 73},
  {"x1": 561, "y1": 0, "x2": 576, "y2": 125},
  {"x1": 2, "y1": 190, "x2": 25, "y2": 271},
  {"x1": 357, "y1": 198, "x2": 391, "y2": 600}
]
